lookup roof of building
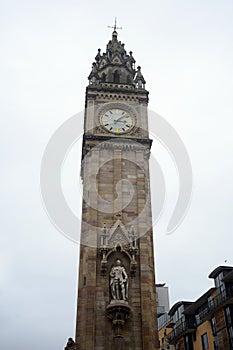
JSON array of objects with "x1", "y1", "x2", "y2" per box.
[
  {"x1": 184, "y1": 288, "x2": 215, "y2": 315},
  {"x1": 209, "y1": 266, "x2": 233, "y2": 279},
  {"x1": 168, "y1": 301, "x2": 193, "y2": 316},
  {"x1": 156, "y1": 283, "x2": 166, "y2": 287},
  {"x1": 166, "y1": 266, "x2": 233, "y2": 319}
]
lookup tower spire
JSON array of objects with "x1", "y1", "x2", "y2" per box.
[{"x1": 88, "y1": 23, "x2": 147, "y2": 89}]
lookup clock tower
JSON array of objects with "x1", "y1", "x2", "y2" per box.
[{"x1": 74, "y1": 28, "x2": 159, "y2": 350}]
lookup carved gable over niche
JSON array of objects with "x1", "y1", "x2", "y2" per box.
[
  {"x1": 108, "y1": 219, "x2": 129, "y2": 248},
  {"x1": 111, "y1": 54, "x2": 122, "y2": 65},
  {"x1": 99, "y1": 220, "x2": 139, "y2": 276}
]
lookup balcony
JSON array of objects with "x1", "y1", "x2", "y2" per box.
[
  {"x1": 198, "y1": 286, "x2": 233, "y2": 321},
  {"x1": 167, "y1": 319, "x2": 196, "y2": 344}
]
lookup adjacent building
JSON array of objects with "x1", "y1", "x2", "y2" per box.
[
  {"x1": 157, "y1": 283, "x2": 170, "y2": 317},
  {"x1": 158, "y1": 266, "x2": 233, "y2": 350}
]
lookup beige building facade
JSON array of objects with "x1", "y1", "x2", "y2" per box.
[{"x1": 158, "y1": 266, "x2": 233, "y2": 350}]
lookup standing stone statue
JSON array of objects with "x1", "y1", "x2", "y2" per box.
[{"x1": 110, "y1": 260, "x2": 128, "y2": 301}]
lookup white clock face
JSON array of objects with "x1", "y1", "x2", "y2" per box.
[{"x1": 100, "y1": 108, "x2": 134, "y2": 134}]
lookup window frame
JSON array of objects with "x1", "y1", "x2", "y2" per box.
[{"x1": 201, "y1": 332, "x2": 209, "y2": 350}]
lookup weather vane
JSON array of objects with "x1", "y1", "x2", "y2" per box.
[{"x1": 108, "y1": 17, "x2": 122, "y2": 32}]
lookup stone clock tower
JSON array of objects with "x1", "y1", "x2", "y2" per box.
[{"x1": 73, "y1": 28, "x2": 159, "y2": 350}]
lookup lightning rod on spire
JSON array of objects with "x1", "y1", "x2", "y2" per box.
[{"x1": 108, "y1": 17, "x2": 122, "y2": 32}]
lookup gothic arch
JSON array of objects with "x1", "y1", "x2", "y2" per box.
[{"x1": 113, "y1": 70, "x2": 120, "y2": 83}]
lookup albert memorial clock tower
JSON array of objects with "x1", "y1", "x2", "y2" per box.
[{"x1": 70, "y1": 27, "x2": 159, "y2": 350}]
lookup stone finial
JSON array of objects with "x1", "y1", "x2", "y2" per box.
[
  {"x1": 112, "y1": 30, "x2": 118, "y2": 40},
  {"x1": 100, "y1": 223, "x2": 108, "y2": 246},
  {"x1": 129, "y1": 226, "x2": 137, "y2": 248},
  {"x1": 88, "y1": 62, "x2": 100, "y2": 85},
  {"x1": 95, "y1": 48, "x2": 101, "y2": 62},
  {"x1": 65, "y1": 337, "x2": 77, "y2": 350}
]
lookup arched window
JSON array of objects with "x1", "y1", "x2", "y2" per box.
[
  {"x1": 113, "y1": 70, "x2": 120, "y2": 83},
  {"x1": 102, "y1": 73, "x2": 106, "y2": 83}
]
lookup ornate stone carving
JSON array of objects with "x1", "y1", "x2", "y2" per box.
[
  {"x1": 99, "y1": 223, "x2": 108, "y2": 275},
  {"x1": 106, "y1": 303, "x2": 131, "y2": 331},
  {"x1": 128, "y1": 226, "x2": 139, "y2": 276},
  {"x1": 88, "y1": 29, "x2": 138, "y2": 87},
  {"x1": 88, "y1": 62, "x2": 100, "y2": 85},
  {"x1": 144, "y1": 147, "x2": 151, "y2": 159},
  {"x1": 108, "y1": 220, "x2": 130, "y2": 247},
  {"x1": 64, "y1": 338, "x2": 78, "y2": 350},
  {"x1": 110, "y1": 259, "x2": 128, "y2": 301},
  {"x1": 134, "y1": 66, "x2": 146, "y2": 89},
  {"x1": 99, "y1": 221, "x2": 139, "y2": 277}
]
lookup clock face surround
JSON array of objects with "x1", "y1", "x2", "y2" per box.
[{"x1": 100, "y1": 108, "x2": 135, "y2": 134}]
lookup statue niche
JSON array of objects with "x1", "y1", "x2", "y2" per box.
[
  {"x1": 110, "y1": 259, "x2": 128, "y2": 302},
  {"x1": 106, "y1": 258, "x2": 131, "y2": 333}
]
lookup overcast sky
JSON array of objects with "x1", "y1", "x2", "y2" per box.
[{"x1": 1, "y1": 0, "x2": 233, "y2": 349}]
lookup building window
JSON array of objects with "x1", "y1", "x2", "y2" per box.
[
  {"x1": 207, "y1": 295, "x2": 213, "y2": 309},
  {"x1": 173, "y1": 305, "x2": 184, "y2": 323},
  {"x1": 195, "y1": 314, "x2": 201, "y2": 326},
  {"x1": 215, "y1": 272, "x2": 224, "y2": 289},
  {"x1": 101, "y1": 73, "x2": 106, "y2": 83},
  {"x1": 201, "y1": 333, "x2": 209, "y2": 350},
  {"x1": 229, "y1": 326, "x2": 233, "y2": 347},
  {"x1": 213, "y1": 336, "x2": 219, "y2": 350},
  {"x1": 226, "y1": 306, "x2": 233, "y2": 326},
  {"x1": 211, "y1": 317, "x2": 217, "y2": 335},
  {"x1": 113, "y1": 70, "x2": 120, "y2": 83},
  {"x1": 185, "y1": 334, "x2": 194, "y2": 350}
]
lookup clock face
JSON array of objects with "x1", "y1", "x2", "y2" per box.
[{"x1": 100, "y1": 108, "x2": 134, "y2": 134}]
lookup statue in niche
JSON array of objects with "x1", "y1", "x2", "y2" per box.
[{"x1": 110, "y1": 259, "x2": 128, "y2": 301}]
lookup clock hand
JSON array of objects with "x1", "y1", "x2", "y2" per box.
[
  {"x1": 113, "y1": 119, "x2": 127, "y2": 123},
  {"x1": 115, "y1": 115, "x2": 128, "y2": 122}
]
